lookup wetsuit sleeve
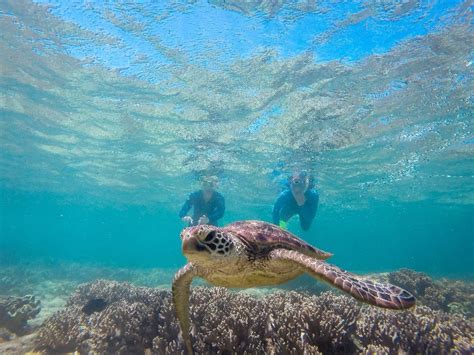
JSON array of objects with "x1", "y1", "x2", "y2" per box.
[
  {"x1": 179, "y1": 193, "x2": 194, "y2": 218},
  {"x1": 272, "y1": 192, "x2": 286, "y2": 225},
  {"x1": 207, "y1": 194, "x2": 225, "y2": 221},
  {"x1": 300, "y1": 192, "x2": 319, "y2": 231}
]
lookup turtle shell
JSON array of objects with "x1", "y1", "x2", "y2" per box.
[{"x1": 223, "y1": 220, "x2": 332, "y2": 260}]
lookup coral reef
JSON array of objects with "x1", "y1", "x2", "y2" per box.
[
  {"x1": 35, "y1": 280, "x2": 473, "y2": 354},
  {"x1": 0, "y1": 262, "x2": 175, "y2": 331},
  {"x1": 36, "y1": 280, "x2": 166, "y2": 353},
  {"x1": 388, "y1": 268, "x2": 474, "y2": 317},
  {"x1": 355, "y1": 305, "x2": 472, "y2": 353},
  {"x1": 0, "y1": 295, "x2": 40, "y2": 337}
]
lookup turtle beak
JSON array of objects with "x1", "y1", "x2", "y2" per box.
[
  {"x1": 182, "y1": 233, "x2": 208, "y2": 257},
  {"x1": 182, "y1": 236, "x2": 198, "y2": 254}
]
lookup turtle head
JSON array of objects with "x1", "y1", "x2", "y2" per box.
[{"x1": 180, "y1": 225, "x2": 235, "y2": 263}]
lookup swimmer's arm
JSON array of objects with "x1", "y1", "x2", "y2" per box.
[
  {"x1": 179, "y1": 193, "x2": 195, "y2": 218},
  {"x1": 272, "y1": 192, "x2": 286, "y2": 225}
]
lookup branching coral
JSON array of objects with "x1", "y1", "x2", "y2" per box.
[
  {"x1": 37, "y1": 280, "x2": 167, "y2": 354},
  {"x1": 388, "y1": 269, "x2": 474, "y2": 316},
  {"x1": 355, "y1": 305, "x2": 473, "y2": 354},
  {"x1": 35, "y1": 280, "x2": 473, "y2": 354},
  {"x1": 387, "y1": 268, "x2": 433, "y2": 296},
  {"x1": 263, "y1": 291, "x2": 359, "y2": 354}
]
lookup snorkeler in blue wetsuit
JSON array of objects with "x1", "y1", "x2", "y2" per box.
[
  {"x1": 272, "y1": 171, "x2": 319, "y2": 231},
  {"x1": 179, "y1": 176, "x2": 225, "y2": 226}
]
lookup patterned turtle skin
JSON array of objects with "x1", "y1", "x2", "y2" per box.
[{"x1": 173, "y1": 220, "x2": 416, "y2": 354}]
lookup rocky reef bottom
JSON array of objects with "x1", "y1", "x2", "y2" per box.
[{"x1": 1, "y1": 267, "x2": 473, "y2": 354}]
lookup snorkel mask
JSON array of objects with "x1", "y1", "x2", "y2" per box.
[
  {"x1": 201, "y1": 176, "x2": 218, "y2": 190},
  {"x1": 289, "y1": 171, "x2": 314, "y2": 191}
]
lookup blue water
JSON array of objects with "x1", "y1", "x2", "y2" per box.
[
  {"x1": 1, "y1": 1, "x2": 473, "y2": 282},
  {"x1": 1, "y1": 189, "x2": 472, "y2": 278}
]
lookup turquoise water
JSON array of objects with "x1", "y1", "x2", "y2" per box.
[
  {"x1": 1, "y1": 189, "x2": 472, "y2": 278},
  {"x1": 1, "y1": 1, "x2": 473, "y2": 282}
]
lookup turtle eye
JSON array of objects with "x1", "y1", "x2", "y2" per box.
[
  {"x1": 196, "y1": 243, "x2": 206, "y2": 252},
  {"x1": 204, "y1": 231, "x2": 216, "y2": 242}
]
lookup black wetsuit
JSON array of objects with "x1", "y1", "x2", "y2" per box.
[
  {"x1": 179, "y1": 190, "x2": 225, "y2": 226},
  {"x1": 272, "y1": 189, "x2": 319, "y2": 231}
]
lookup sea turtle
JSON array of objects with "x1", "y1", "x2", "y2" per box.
[{"x1": 173, "y1": 220, "x2": 415, "y2": 353}]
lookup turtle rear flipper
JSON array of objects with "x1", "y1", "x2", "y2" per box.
[{"x1": 270, "y1": 249, "x2": 416, "y2": 310}]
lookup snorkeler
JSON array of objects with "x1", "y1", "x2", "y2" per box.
[
  {"x1": 272, "y1": 171, "x2": 319, "y2": 231},
  {"x1": 179, "y1": 175, "x2": 225, "y2": 226}
]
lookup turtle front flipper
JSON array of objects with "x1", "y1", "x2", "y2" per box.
[
  {"x1": 172, "y1": 263, "x2": 198, "y2": 354},
  {"x1": 270, "y1": 249, "x2": 415, "y2": 310}
]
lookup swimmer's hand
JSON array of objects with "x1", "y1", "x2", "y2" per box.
[
  {"x1": 182, "y1": 216, "x2": 193, "y2": 225},
  {"x1": 198, "y1": 215, "x2": 209, "y2": 225}
]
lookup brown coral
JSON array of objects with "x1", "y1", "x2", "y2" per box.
[
  {"x1": 35, "y1": 280, "x2": 473, "y2": 354},
  {"x1": 0, "y1": 295, "x2": 40, "y2": 335},
  {"x1": 388, "y1": 269, "x2": 474, "y2": 317},
  {"x1": 36, "y1": 280, "x2": 167, "y2": 354},
  {"x1": 387, "y1": 268, "x2": 433, "y2": 296},
  {"x1": 354, "y1": 305, "x2": 473, "y2": 354}
]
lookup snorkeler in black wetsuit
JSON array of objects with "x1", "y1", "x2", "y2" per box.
[
  {"x1": 179, "y1": 176, "x2": 225, "y2": 226},
  {"x1": 272, "y1": 171, "x2": 319, "y2": 231}
]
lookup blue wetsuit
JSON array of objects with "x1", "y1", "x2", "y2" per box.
[
  {"x1": 179, "y1": 191, "x2": 225, "y2": 226},
  {"x1": 272, "y1": 189, "x2": 319, "y2": 231}
]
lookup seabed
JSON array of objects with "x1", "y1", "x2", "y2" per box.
[{"x1": 0, "y1": 263, "x2": 472, "y2": 354}]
